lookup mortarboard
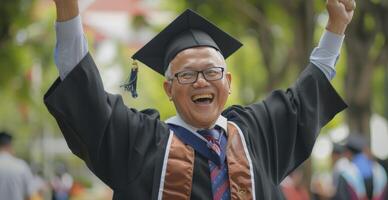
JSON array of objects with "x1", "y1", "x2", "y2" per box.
[
  {"x1": 345, "y1": 133, "x2": 368, "y2": 154},
  {"x1": 122, "y1": 9, "x2": 243, "y2": 97},
  {"x1": 332, "y1": 143, "x2": 345, "y2": 154}
]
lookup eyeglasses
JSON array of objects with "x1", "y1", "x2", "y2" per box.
[{"x1": 172, "y1": 67, "x2": 225, "y2": 84}]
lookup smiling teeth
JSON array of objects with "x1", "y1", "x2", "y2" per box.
[{"x1": 192, "y1": 94, "x2": 213, "y2": 101}]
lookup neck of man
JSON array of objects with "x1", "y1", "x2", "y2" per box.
[
  {"x1": 179, "y1": 114, "x2": 217, "y2": 130},
  {"x1": 0, "y1": 145, "x2": 12, "y2": 154}
]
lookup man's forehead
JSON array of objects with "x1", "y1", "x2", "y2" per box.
[
  {"x1": 171, "y1": 47, "x2": 226, "y2": 70},
  {"x1": 174, "y1": 46, "x2": 225, "y2": 62}
]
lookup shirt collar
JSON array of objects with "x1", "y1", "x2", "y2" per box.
[{"x1": 165, "y1": 114, "x2": 228, "y2": 133}]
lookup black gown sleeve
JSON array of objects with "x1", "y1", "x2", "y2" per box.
[
  {"x1": 44, "y1": 53, "x2": 169, "y2": 190},
  {"x1": 223, "y1": 64, "x2": 347, "y2": 185}
]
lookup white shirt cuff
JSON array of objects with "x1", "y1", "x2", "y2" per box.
[
  {"x1": 55, "y1": 15, "x2": 84, "y2": 41},
  {"x1": 310, "y1": 30, "x2": 344, "y2": 80},
  {"x1": 318, "y1": 30, "x2": 344, "y2": 55},
  {"x1": 54, "y1": 15, "x2": 88, "y2": 80}
]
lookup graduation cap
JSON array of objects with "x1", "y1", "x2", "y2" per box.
[
  {"x1": 345, "y1": 133, "x2": 368, "y2": 154},
  {"x1": 332, "y1": 143, "x2": 345, "y2": 154},
  {"x1": 122, "y1": 9, "x2": 243, "y2": 98}
]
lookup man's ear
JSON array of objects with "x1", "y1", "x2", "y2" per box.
[
  {"x1": 163, "y1": 80, "x2": 173, "y2": 100},
  {"x1": 226, "y1": 72, "x2": 232, "y2": 89}
]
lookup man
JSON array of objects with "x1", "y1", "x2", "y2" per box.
[
  {"x1": 45, "y1": 0, "x2": 354, "y2": 199},
  {"x1": 0, "y1": 131, "x2": 35, "y2": 200},
  {"x1": 332, "y1": 134, "x2": 388, "y2": 200}
]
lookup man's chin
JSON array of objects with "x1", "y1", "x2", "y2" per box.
[
  {"x1": 178, "y1": 109, "x2": 220, "y2": 128},
  {"x1": 191, "y1": 116, "x2": 219, "y2": 128}
]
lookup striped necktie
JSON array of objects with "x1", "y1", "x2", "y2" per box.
[{"x1": 198, "y1": 128, "x2": 231, "y2": 200}]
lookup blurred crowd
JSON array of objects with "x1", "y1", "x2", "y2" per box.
[
  {"x1": 281, "y1": 133, "x2": 388, "y2": 200},
  {"x1": 1, "y1": 130, "x2": 387, "y2": 200},
  {"x1": 0, "y1": 131, "x2": 112, "y2": 200}
]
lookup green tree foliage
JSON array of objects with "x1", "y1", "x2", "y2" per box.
[
  {"x1": 344, "y1": 1, "x2": 388, "y2": 136},
  {"x1": 0, "y1": 0, "x2": 35, "y2": 91},
  {"x1": 0, "y1": 0, "x2": 60, "y2": 157}
]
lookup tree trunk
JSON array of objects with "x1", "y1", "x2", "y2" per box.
[
  {"x1": 344, "y1": 2, "x2": 378, "y2": 140},
  {"x1": 290, "y1": 0, "x2": 315, "y2": 71},
  {"x1": 288, "y1": 0, "x2": 315, "y2": 190}
]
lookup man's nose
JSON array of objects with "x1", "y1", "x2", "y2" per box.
[{"x1": 193, "y1": 72, "x2": 210, "y2": 88}]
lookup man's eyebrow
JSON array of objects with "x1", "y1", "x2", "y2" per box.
[{"x1": 180, "y1": 64, "x2": 223, "y2": 71}]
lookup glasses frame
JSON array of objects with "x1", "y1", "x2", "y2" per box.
[{"x1": 172, "y1": 67, "x2": 225, "y2": 84}]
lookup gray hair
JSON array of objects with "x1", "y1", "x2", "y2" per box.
[
  {"x1": 164, "y1": 63, "x2": 173, "y2": 80},
  {"x1": 164, "y1": 49, "x2": 226, "y2": 80}
]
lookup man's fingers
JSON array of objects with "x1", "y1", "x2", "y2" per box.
[
  {"x1": 350, "y1": 0, "x2": 356, "y2": 10},
  {"x1": 327, "y1": 0, "x2": 339, "y2": 4},
  {"x1": 339, "y1": 0, "x2": 356, "y2": 11},
  {"x1": 328, "y1": 0, "x2": 356, "y2": 11}
]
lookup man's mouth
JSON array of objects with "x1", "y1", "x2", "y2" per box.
[{"x1": 191, "y1": 94, "x2": 214, "y2": 104}]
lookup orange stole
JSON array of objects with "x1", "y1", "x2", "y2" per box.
[{"x1": 162, "y1": 123, "x2": 253, "y2": 200}]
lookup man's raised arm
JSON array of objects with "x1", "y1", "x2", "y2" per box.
[
  {"x1": 310, "y1": 0, "x2": 355, "y2": 80},
  {"x1": 52, "y1": 0, "x2": 88, "y2": 80}
]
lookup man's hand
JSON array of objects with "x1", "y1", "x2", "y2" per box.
[
  {"x1": 53, "y1": 0, "x2": 79, "y2": 22},
  {"x1": 326, "y1": 0, "x2": 355, "y2": 35}
]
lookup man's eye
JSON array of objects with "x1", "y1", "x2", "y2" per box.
[
  {"x1": 179, "y1": 71, "x2": 195, "y2": 79},
  {"x1": 205, "y1": 69, "x2": 221, "y2": 77}
]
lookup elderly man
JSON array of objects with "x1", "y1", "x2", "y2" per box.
[{"x1": 45, "y1": 0, "x2": 354, "y2": 199}]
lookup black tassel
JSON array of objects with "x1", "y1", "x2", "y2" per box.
[{"x1": 121, "y1": 60, "x2": 139, "y2": 98}]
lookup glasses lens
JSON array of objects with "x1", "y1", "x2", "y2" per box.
[
  {"x1": 204, "y1": 67, "x2": 223, "y2": 80},
  {"x1": 177, "y1": 70, "x2": 197, "y2": 84},
  {"x1": 175, "y1": 67, "x2": 224, "y2": 84}
]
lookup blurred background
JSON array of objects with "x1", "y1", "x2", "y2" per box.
[{"x1": 0, "y1": 0, "x2": 387, "y2": 199}]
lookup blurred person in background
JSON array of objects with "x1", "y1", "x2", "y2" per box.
[
  {"x1": 44, "y1": 0, "x2": 354, "y2": 199},
  {"x1": 379, "y1": 159, "x2": 388, "y2": 188},
  {"x1": 30, "y1": 164, "x2": 49, "y2": 200},
  {"x1": 331, "y1": 134, "x2": 388, "y2": 200},
  {"x1": 331, "y1": 143, "x2": 349, "y2": 191},
  {"x1": 51, "y1": 163, "x2": 74, "y2": 200},
  {"x1": 281, "y1": 167, "x2": 310, "y2": 200},
  {"x1": 0, "y1": 131, "x2": 36, "y2": 200}
]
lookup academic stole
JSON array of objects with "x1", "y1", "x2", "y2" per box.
[{"x1": 160, "y1": 123, "x2": 254, "y2": 200}]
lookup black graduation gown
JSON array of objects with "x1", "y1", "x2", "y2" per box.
[{"x1": 44, "y1": 53, "x2": 346, "y2": 199}]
